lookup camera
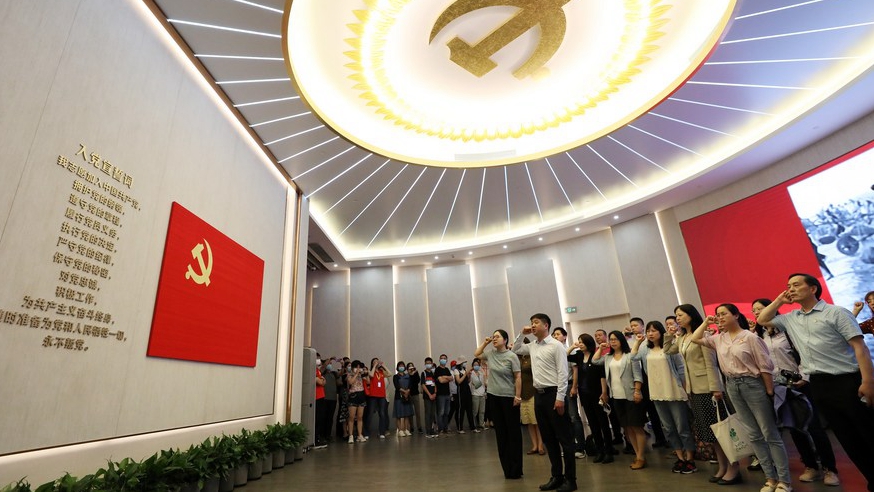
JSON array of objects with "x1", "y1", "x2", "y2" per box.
[{"x1": 780, "y1": 369, "x2": 803, "y2": 383}]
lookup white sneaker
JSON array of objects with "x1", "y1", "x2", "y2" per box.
[
  {"x1": 775, "y1": 483, "x2": 792, "y2": 492},
  {"x1": 379, "y1": 434, "x2": 385, "y2": 439},
  {"x1": 357, "y1": 436, "x2": 367, "y2": 443},
  {"x1": 799, "y1": 467, "x2": 821, "y2": 482},
  {"x1": 823, "y1": 470, "x2": 840, "y2": 486},
  {"x1": 348, "y1": 436, "x2": 354, "y2": 444},
  {"x1": 574, "y1": 451, "x2": 586, "y2": 459},
  {"x1": 759, "y1": 483, "x2": 776, "y2": 492}
]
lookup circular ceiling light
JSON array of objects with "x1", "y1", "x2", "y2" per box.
[{"x1": 286, "y1": 0, "x2": 735, "y2": 167}]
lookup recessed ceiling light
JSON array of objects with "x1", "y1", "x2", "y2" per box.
[
  {"x1": 367, "y1": 261, "x2": 372, "y2": 265},
  {"x1": 502, "y1": 245, "x2": 508, "y2": 249},
  {"x1": 468, "y1": 251, "x2": 473, "y2": 255},
  {"x1": 538, "y1": 237, "x2": 543, "y2": 241},
  {"x1": 613, "y1": 215, "x2": 620, "y2": 220},
  {"x1": 333, "y1": 263, "x2": 338, "y2": 268},
  {"x1": 434, "y1": 256, "x2": 439, "y2": 260},
  {"x1": 401, "y1": 259, "x2": 405, "y2": 263},
  {"x1": 575, "y1": 227, "x2": 580, "y2": 232}
]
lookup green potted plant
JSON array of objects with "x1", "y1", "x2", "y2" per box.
[
  {"x1": 264, "y1": 423, "x2": 289, "y2": 469},
  {"x1": 252, "y1": 430, "x2": 272, "y2": 475},
  {"x1": 286, "y1": 423, "x2": 308, "y2": 462},
  {"x1": 197, "y1": 436, "x2": 233, "y2": 492},
  {"x1": 100, "y1": 457, "x2": 144, "y2": 491},
  {"x1": 183, "y1": 443, "x2": 216, "y2": 492},
  {"x1": 236, "y1": 429, "x2": 265, "y2": 481},
  {"x1": 34, "y1": 472, "x2": 105, "y2": 492},
  {"x1": 1, "y1": 479, "x2": 31, "y2": 492}
]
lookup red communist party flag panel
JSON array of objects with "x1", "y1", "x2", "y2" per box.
[{"x1": 147, "y1": 202, "x2": 265, "y2": 367}]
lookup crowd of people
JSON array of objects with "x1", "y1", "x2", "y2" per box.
[{"x1": 311, "y1": 273, "x2": 874, "y2": 492}]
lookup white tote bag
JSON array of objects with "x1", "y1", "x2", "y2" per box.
[{"x1": 710, "y1": 398, "x2": 754, "y2": 462}]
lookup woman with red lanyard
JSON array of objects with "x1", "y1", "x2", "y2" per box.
[{"x1": 365, "y1": 357, "x2": 391, "y2": 439}]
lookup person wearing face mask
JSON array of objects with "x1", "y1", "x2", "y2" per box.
[
  {"x1": 314, "y1": 353, "x2": 328, "y2": 449},
  {"x1": 470, "y1": 357, "x2": 486, "y2": 432},
  {"x1": 316, "y1": 357, "x2": 339, "y2": 448},
  {"x1": 364, "y1": 357, "x2": 391, "y2": 439},
  {"x1": 435, "y1": 354, "x2": 453, "y2": 435},
  {"x1": 393, "y1": 361, "x2": 414, "y2": 436},
  {"x1": 346, "y1": 360, "x2": 370, "y2": 443},
  {"x1": 422, "y1": 357, "x2": 439, "y2": 438},
  {"x1": 406, "y1": 362, "x2": 423, "y2": 434}
]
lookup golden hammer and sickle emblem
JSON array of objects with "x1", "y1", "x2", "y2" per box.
[
  {"x1": 185, "y1": 239, "x2": 213, "y2": 287},
  {"x1": 429, "y1": 0, "x2": 573, "y2": 79}
]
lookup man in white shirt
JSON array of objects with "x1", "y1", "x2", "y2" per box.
[{"x1": 513, "y1": 313, "x2": 576, "y2": 492}]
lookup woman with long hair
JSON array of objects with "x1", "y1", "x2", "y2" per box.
[
  {"x1": 690, "y1": 304, "x2": 792, "y2": 492},
  {"x1": 593, "y1": 330, "x2": 647, "y2": 470},
  {"x1": 572, "y1": 333, "x2": 614, "y2": 463},
  {"x1": 346, "y1": 360, "x2": 370, "y2": 443},
  {"x1": 632, "y1": 321, "x2": 697, "y2": 474},
  {"x1": 669, "y1": 304, "x2": 737, "y2": 483},
  {"x1": 752, "y1": 299, "x2": 839, "y2": 486},
  {"x1": 475, "y1": 329, "x2": 523, "y2": 479}
]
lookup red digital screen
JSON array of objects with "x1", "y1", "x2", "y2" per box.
[
  {"x1": 680, "y1": 140, "x2": 874, "y2": 318},
  {"x1": 147, "y1": 202, "x2": 265, "y2": 367}
]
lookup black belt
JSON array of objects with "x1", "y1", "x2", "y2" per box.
[{"x1": 535, "y1": 386, "x2": 557, "y2": 394}]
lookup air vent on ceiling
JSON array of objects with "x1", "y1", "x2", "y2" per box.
[{"x1": 308, "y1": 243, "x2": 335, "y2": 263}]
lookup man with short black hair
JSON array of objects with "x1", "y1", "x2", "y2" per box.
[
  {"x1": 434, "y1": 353, "x2": 453, "y2": 435},
  {"x1": 514, "y1": 314, "x2": 577, "y2": 491},
  {"x1": 757, "y1": 273, "x2": 874, "y2": 491},
  {"x1": 422, "y1": 356, "x2": 438, "y2": 437}
]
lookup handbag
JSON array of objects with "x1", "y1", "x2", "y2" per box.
[{"x1": 710, "y1": 398, "x2": 754, "y2": 462}]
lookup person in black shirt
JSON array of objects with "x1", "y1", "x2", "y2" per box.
[
  {"x1": 435, "y1": 354, "x2": 453, "y2": 434},
  {"x1": 421, "y1": 357, "x2": 439, "y2": 437},
  {"x1": 573, "y1": 334, "x2": 614, "y2": 463}
]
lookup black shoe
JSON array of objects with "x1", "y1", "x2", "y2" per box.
[
  {"x1": 717, "y1": 475, "x2": 742, "y2": 485},
  {"x1": 622, "y1": 445, "x2": 635, "y2": 455},
  {"x1": 593, "y1": 453, "x2": 605, "y2": 463},
  {"x1": 539, "y1": 476, "x2": 564, "y2": 491},
  {"x1": 600, "y1": 453, "x2": 614, "y2": 464},
  {"x1": 612, "y1": 437, "x2": 624, "y2": 445},
  {"x1": 608, "y1": 446, "x2": 619, "y2": 455},
  {"x1": 556, "y1": 479, "x2": 577, "y2": 492}
]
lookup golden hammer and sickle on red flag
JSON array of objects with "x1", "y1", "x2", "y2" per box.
[
  {"x1": 185, "y1": 239, "x2": 213, "y2": 286},
  {"x1": 429, "y1": 0, "x2": 574, "y2": 79}
]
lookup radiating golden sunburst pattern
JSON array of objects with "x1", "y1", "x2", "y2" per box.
[{"x1": 343, "y1": 0, "x2": 671, "y2": 142}]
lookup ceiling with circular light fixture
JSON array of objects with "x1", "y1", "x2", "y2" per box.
[{"x1": 154, "y1": 0, "x2": 874, "y2": 263}]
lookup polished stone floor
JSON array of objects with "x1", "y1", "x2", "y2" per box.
[{"x1": 242, "y1": 428, "x2": 865, "y2": 492}]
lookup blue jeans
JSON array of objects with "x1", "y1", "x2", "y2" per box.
[
  {"x1": 725, "y1": 376, "x2": 791, "y2": 484},
  {"x1": 653, "y1": 400, "x2": 695, "y2": 452},
  {"x1": 437, "y1": 395, "x2": 451, "y2": 432}
]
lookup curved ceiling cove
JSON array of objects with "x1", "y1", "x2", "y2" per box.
[
  {"x1": 285, "y1": 0, "x2": 736, "y2": 167},
  {"x1": 157, "y1": 0, "x2": 874, "y2": 263}
]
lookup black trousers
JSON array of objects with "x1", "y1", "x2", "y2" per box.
[
  {"x1": 534, "y1": 388, "x2": 576, "y2": 481},
  {"x1": 787, "y1": 384, "x2": 836, "y2": 471},
  {"x1": 580, "y1": 391, "x2": 612, "y2": 453},
  {"x1": 488, "y1": 394, "x2": 523, "y2": 479},
  {"x1": 809, "y1": 372, "x2": 874, "y2": 491},
  {"x1": 457, "y1": 389, "x2": 475, "y2": 431},
  {"x1": 315, "y1": 398, "x2": 335, "y2": 442}
]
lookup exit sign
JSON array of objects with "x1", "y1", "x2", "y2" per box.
[{"x1": 565, "y1": 306, "x2": 577, "y2": 313}]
